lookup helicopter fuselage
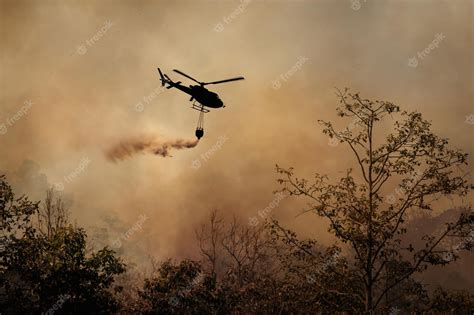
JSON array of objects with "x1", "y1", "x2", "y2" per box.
[{"x1": 172, "y1": 83, "x2": 224, "y2": 109}]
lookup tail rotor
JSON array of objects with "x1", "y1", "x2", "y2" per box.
[{"x1": 157, "y1": 68, "x2": 166, "y2": 87}]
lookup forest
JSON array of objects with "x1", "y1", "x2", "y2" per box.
[{"x1": 1, "y1": 91, "x2": 473, "y2": 314}]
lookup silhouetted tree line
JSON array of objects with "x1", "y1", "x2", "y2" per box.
[{"x1": 1, "y1": 91, "x2": 473, "y2": 314}]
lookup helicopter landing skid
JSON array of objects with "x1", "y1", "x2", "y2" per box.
[{"x1": 191, "y1": 102, "x2": 210, "y2": 113}]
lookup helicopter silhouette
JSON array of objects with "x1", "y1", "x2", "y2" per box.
[{"x1": 157, "y1": 68, "x2": 244, "y2": 139}]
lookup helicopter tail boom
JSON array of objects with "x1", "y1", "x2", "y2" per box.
[
  {"x1": 158, "y1": 68, "x2": 182, "y2": 89},
  {"x1": 157, "y1": 68, "x2": 167, "y2": 86}
]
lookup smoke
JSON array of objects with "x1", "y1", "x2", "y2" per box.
[{"x1": 105, "y1": 135, "x2": 199, "y2": 162}]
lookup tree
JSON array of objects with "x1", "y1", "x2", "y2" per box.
[
  {"x1": 425, "y1": 287, "x2": 474, "y2": 314},
  {"x1": 0, "y1": 175, "x2": 126, "y2": 314},
  {"x1": 195, "y1": 210, "x2": 365, "y2": 313},
  {"x1": 269, "y1": 220, "x2": 364, "y2": 313},
  {"x1": 139, "y1": 210, "x2": 298, "y2": 314},
  {"x1": 196, "y1": 210, "x2": 284, "y2": 313},
  {"x1": 275, "y1": 89, "x2": 473, "y2": 313},
  {"x1": 196, "y1": 210, "x2": 278, "y2": 284},
  {"x1": 37, "y1": 188, "x2": 68, "y2": 239},
  {"x1": 139, "y1": 259, "x2": 217, "y2": 314}
]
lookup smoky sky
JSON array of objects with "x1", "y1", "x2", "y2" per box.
[{"x1": 0, "y1": 0, "x2": 472, "y2": 287}]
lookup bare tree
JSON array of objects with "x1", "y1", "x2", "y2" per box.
[
  {"x1": 196, "y1": 210, "x2": 291, "y2": 313},
  {"x1": 196, "y1": 210, "x2": 279, "y2": 286},
  {"x1": 276, "y1": 89, "x2": 473, "y2": 313},
  {"x1": 196, "y1": 209, "x2": 222, "y2": 275},
  {"x1": 37, "y1": 188, "x2": 69, "y2": 238}
]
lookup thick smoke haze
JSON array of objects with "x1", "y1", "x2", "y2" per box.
[{"x1": 1, "y1": 0, "x2": 472, "y2": 290}]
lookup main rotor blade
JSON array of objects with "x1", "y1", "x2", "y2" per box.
[
  {"x1": 203, "y1": 77, "x2": 245, "y2": 85},
  {"x1": 173, "y1": 69, "x2": 201, "y2": 85}
]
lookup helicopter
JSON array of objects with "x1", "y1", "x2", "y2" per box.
[{"x1": 157, "y1": 68, "x2": 244, "y2": 139}]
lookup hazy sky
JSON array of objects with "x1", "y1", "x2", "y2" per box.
[{"x1": 1, "y1": 0, "x2": 473, "y2": 279}]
